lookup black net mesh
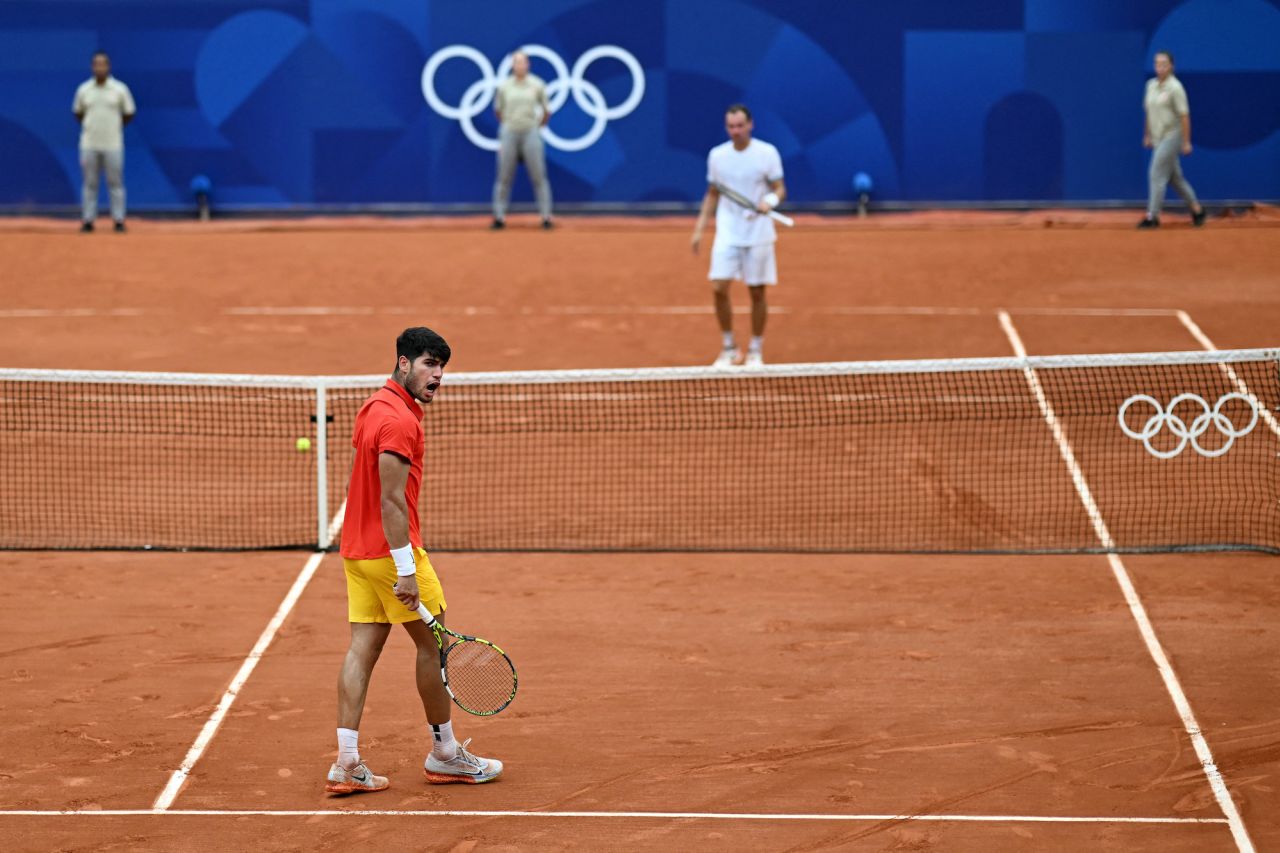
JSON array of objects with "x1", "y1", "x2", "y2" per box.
[{"x1": 2, "y1": 352, "x2": 1277, "y2": 553}]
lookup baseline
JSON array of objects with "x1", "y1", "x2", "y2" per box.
[{"x1": 0, "y1": 809, "x2": 1230, "y2": 825}]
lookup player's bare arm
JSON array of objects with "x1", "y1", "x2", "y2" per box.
[
  {"x1": 380, "y1": 451, "x2": 418, "y2": 610},
  {"x1": 691, "y1": 184, "x2": 720, "y2": 254}
]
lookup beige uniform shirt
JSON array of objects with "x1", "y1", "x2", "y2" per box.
[
  {"x1": 73, "y1": 77, "x2": 135, "y2": 151},
  {"x1": 495, "y1": 75, "x2": 548, "y2": 133},
  {"x1": 1144, "y1": 76, "x2": 1189, "y2": 143}
]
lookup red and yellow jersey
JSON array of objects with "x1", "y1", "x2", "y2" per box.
[{"x1": 340, "y1": 379, "x2": 424, "y2": 559}]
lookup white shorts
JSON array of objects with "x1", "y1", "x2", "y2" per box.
[{"x1": 709, "y1": 243, "x2": 777, "y2": 286}]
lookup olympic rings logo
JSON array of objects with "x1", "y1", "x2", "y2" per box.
[
  {"x1": 1118, "y1": 393, "x2": 1259, "y2": 458},
  {"x1": 421, "y1": 44, "x2": 645, "y2": 152}
]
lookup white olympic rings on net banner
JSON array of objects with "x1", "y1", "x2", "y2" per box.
[
  {"x1": 1118, "y1": 392, "x2": 1260, "y2": 459},
  {"x1": 421, "y1": 44, "x2": 645, "y2": 152}
]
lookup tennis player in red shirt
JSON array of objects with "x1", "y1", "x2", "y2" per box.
[{"x1": 326, "y1": 327, "x2": 503, "y2": 794}]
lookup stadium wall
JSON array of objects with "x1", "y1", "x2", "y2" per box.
[{"x1": 1, "y1": 0, "x2": 1277, "y2": 211}]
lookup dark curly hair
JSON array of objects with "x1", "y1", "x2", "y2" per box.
[{"x1": 395, "y1": 326, "x2": 451, "y2": 370}]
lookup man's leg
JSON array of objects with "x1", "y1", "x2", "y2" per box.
[
  {"x1": 104, "y1": 149, "x2": 126, "y2": 226},
  {"x1": 327, "y1": 620, "x2": 392, "y2": 794},
  {"x1": 520, "y1": 130, "x2": 554, "y2": 224},
  {"x1": 1146, "y1": 137, "x2": 1176, "y2": 220},
  {"x1": 337, "y1": 622, "x2": 392, "y2": 732},
  {"x1": 492, "y1": 127, "x2": 520, "y2": 225},
  {"x1": 711, "y1": 278, "x2": 740, "y2": 366},
  {"x1": 80, "y1": 149, "x2": 100, "y2": 226},
  {"x1": 1167, "y1": 153, "x2": 1202, "y2": 217},
  {"x1": 713, "y1": 279, "x2": 734, "y2": 337},
  {"x1": 403, "y1": 612, "x2": 504, "y2": 784},
  {"x1": 401, "y1": 615, "x2": 452, "y2": 725},
  {"x1": 748, "y1": 285, "x2": 767, "y2": 338},
  {"x1": 742, "y1": 243, "x2": 776, "y2": 365},
  {"x1": 743, "y1": 285, "x2": 768, "y2": 365}
]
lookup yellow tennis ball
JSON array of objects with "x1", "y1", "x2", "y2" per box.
[{"x1": 295, "y1": 437, "x2": 312, "y2": 453}]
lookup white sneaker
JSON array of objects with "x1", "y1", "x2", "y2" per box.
[
  {"x1": 424, "y1": 738, "x2": 503, "y2": 784},
  {"x1": 743, "y1": 350, "x2": 764, "y2": 367},
  {"x1": 712, "y1": 347, "x2": 740, "y2": 367},
  {"x1": 325, "y1": 761, "x2": 389, "y2": 795}
]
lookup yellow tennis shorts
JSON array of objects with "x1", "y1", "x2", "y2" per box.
[{"x1": 343, "y1": 547, "x2": 446, "y2": 624}]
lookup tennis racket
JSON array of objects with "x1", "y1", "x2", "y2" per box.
[
  {"x1": 712, "y1": 181, "x2": 795, "y2": 227},
  {"x1": 416, "y1": 604, "x2": 518, "y2": 717}
]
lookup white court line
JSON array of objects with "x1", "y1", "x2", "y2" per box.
[
  {"x1": 0, "y1": 305, "x2": 1188, "y2": 319},
  {"x1": 0, "y1": 809, "x2": 1229, "y2": 825},
  {"x1": 224, "y1": 306, "x2": 374, "y2": 316},
  {"x1": 151, "y1": 502, "x2": 345, "y2": 811},
  {"x1": 1005, "y1": 307, "x2": 1180, "y2": 317},
  {"x1": 1176, "y1": 309, "x2": 1280, "y2": 441},
  {"x1": 223, "y1": 305, "x2": 1175, "y2": 318},
  {"x1": 998, "y1": 311, "x2": 1255, "y2": 853},
  {"x1": 0, "y1": 307, "x2": 152, "y2": 318}
]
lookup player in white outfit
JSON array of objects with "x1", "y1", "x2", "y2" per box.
[{"x1": 690, "y1": 105, "x2": 786, "y2": 367}]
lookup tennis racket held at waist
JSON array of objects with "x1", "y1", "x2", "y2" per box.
[
  {"x1": 712, "y1": 181, "x2": 795, "y2": 227},
  {"x1": 417, "y1": 604, "x2": 518, "y2": 717}
]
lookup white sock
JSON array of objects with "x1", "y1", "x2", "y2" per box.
[
  {"x1": 748, "y1": 336, "x2": 764, "y2": 353},
  {"x1": 721, "y1": 331, "x2": 735, "y2": 350},
  {"x1": 430, "y1": 720, "x2": 458, "y2": 760},
  {"x1": 337, "y1": 727, "x2": 360, "y2": 769}
]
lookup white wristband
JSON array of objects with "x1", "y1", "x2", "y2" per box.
[
  {"x1": 391, "y1": 544, "x2": 416, "y2": 577},
  {"x1": 762, "y1": 191, "x2": 780, "y2": 208}
]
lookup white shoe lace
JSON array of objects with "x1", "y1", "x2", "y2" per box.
[{"x1": 452, "y1": 738, "x2": 483, "y2": 771}]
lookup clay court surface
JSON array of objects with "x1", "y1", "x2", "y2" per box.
[{"x1": 0, "y1": 214, "x2": 1278, "y2": 851}]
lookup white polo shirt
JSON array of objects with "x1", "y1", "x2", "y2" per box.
[
  {"x1": 72, "y1": 76, "x2": 135, "y2": 151},
  {"x1": 706, "y1": 138, "x2": 784, "y2": 248},
  {"x1": 1144, "y1": 76, "x2": 1189, "y2": 144},
  {"x1": 495, "y1": 75, "x2": 548, "y2": 134}
]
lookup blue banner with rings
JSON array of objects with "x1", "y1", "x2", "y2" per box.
[{"x1": 1, "y1": 0, "x2": 1277, "y2": 207}]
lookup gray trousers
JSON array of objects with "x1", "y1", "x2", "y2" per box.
[
  {"x1": 493, "y1": 125, "x2": 552, "y2": 221},
  {"x1": 1147, "y1": 132, "x2": 1198, "y2": 218},
  {"x1": 81, "y1": 148, "x2": 126, "y2": 222}
]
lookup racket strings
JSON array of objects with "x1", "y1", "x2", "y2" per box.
[{"x1": 445, "y1": 639, "x2": 516, "y2": 714}]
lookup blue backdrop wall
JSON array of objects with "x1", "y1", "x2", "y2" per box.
[{"x1": 1, "y1": 0, "x2": 1277, "y2": 208}]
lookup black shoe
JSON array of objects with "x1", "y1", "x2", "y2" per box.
[
  {"x1": 490, "y1": 218, "x2": 505, "y2": 230},
  {"x1": 541, "y1": 218, "x2": 554, "y2": 230},
  {"x1": 1192, "y1": 209, "x2": 1206, "y2": 227},
  {"x1": 80, "y1": 221, "x2": 94, "y2": 233},
  {"x1": 1136, "y1": 216, "x2": 1160, "y2": 229},
  {"x1": 113, "y1": 220, "x2": 126, "y2": 233}
]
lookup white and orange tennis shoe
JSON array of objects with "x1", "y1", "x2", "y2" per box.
[
  {"x1": 743, "y1": 349, "x2": 764, "y2": 367},
  {"x1": 424, "y1": 739, "x2": 503, "y2": 784},
  {"x1": 325, "y1": 761, "x2": 390, "y2": 795}
]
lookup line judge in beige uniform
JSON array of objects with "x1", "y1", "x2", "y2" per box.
[
  {"x1": 1139, "y1": 50, "x2": 1205, "y2": 228},
  {"x1": 73, "y1": 51, "x2": 136, "y2": 233},
  {"x1": 491, "y1": 50, "x2": 554, "y2": 229}
]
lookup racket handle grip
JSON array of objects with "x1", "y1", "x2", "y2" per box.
[{"x1": 417, "y1": 604, "x2": 437, "y2": 625}]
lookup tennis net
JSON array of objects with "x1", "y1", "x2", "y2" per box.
[{"x1": 1, "y1": 348, "x2": 1277, "y2": 553}]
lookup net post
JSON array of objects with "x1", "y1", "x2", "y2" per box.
[{"x1": 315, "y1": 382, "x2": 330, "y2": 549}]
